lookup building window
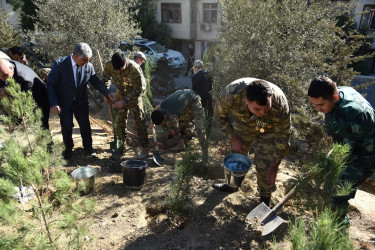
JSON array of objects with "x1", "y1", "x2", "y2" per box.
[
  {"x1": 203, "y1": 3, "x2": 217, "y2": 23},
  {"x1": 359, "y1": 5, "x2": 375, "y2": 30},
  {"x1": 161, "y1": 3, "x2": 181, "y2": 23}
]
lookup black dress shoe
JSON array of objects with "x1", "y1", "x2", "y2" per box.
[
  {"x1": 63, "y1": 149, "x2": 73, "y2": 160},
  {"x1": 212, "y1": 183, "x2": 238, "y2": 193}
]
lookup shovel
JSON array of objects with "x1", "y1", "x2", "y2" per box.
[
  {"x1": 152, "y1": 126, "x2": 165, "y2": 166},
  {"x1": 246, "y1": 182, "x2": 300, "y2": 236},
  {"x1": 108, "y1": 103, "x2": 119, "y2": 161}
]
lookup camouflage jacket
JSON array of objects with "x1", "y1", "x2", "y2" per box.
[
  {"x1": 215, "y1": 77, "x2": 290, "y2": 154},
  {"x1": 155, "y1": 89, "x2": 205, "y2": 143},
  {"x1": 103, "y1": 59, "x2": 146, "y2": 102},
  {"x1": 325, "y1": 86, "x2": 375, "y2": 163}
]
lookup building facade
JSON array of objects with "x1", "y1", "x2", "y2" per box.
[
  {"x1": 354, "y1": 0, "x2": 375, "y2": 73},
  {"x1": 155, "y1": 0, "x2": 220, "y2": 60}
]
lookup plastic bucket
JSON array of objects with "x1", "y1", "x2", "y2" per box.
[
  {"x1": 71, "y1": 167, "x2": 97, "y2": 194},
  {"x1": 223, "y1": 153, "x2": 251, "y2": 188},
  {"x1": 121, "y1": 160, "x2": 147, "y2": 190}
]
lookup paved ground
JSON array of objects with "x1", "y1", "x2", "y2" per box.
[{"x1": 174, "y1": 74, "x2": 192, "y2": 90}]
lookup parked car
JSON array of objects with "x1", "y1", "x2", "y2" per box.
[{"x1": 116, "y1": 38, "x2": 186, "y2": 69}]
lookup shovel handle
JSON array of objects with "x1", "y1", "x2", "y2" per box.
[
  {"x1": 108, "y1": 103, "x2": 113, "y2": 123},
  {"x1": 262, "y1": 184, "x2": 298, "y2": 223},
  {"x1": 152, "y1": 126, "x2": 159, "y2": 151}
]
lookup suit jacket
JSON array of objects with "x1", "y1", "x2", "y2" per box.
[
  {"x1": 192, "y1": 69, "x2": 212, "y2": 103},
  {"x1": 47, "y1": 55, "x2": 110, "y2": 115},
  {"x1": 0, "y1": 60, "x2": 45, "y2": 91}
]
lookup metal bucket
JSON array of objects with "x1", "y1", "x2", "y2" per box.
[
  {"x1": 71, "y1": 166, "x2": 97, "y2": 194},
  {"x1": 121, "y1": 160, "x2": 147, "y2": 190},
  {"x1": 224, "y1": 153, "x2": 251, "y2": 188}
]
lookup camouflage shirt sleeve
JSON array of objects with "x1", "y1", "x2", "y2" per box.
[{"x1": 214, "y1": 85, "x2": 237, "y2": 138}]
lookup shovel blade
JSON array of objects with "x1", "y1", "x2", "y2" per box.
[
  {"x1": 246, "y1": 202, "x2": 271, "y2": 221},
  {"x1": 246, "y1": 202, "x2": 285, "y2": 236},
  {"x1": 152, "y1": 150, "x2": 165, "y2": 166},
  {"x1": 262, "y1": 214, "x2": 285, "y2": 236}
]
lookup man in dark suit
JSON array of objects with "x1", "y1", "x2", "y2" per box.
[
  {"x1": 47, "y1": 42, "x2": 114, "y2": 160},
  {"x1": 192, "y1": 60, "x2": 213, "y2": 135},
  {"x1": 0, "y1": 58, "x2": 50, "y2": 130}
]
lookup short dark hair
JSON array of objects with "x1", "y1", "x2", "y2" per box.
[
  {"x1": 245, "y1": 80, "x2": 272, "y2": 106},
  {"x1": 151, "y1": 110, "x2": 166, "y2": 125},
  {"x1": 308, "y1": 76, "x2": 338, "y2": 100},
  {"x1": 112, "y1": 52, "x2": 126, "y2": 70},
  {"x1": 9, "y1": 46, "x2": 23, "y2": 56}
]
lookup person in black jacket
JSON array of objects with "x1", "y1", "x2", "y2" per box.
[
  {"x1": 0, "y1": 58, "x2": 50, "y2": 129},
  {"x1": 192, "y1": 60, "x2": 213, "y2": 135}
]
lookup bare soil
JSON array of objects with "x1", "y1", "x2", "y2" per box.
[{"x1": 48, "y1": 104, "x2": 375, "y2": 250}]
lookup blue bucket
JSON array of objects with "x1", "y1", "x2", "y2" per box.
[{"x1": 223, "y1": 153, "x2": 251, "y2": 188}]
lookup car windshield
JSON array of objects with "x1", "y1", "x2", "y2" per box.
[{"x1": 148, "y1": 42, "x2": 167, "y2": 53}]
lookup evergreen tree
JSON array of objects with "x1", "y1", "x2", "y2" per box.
[
  {"x1": 0, "y1": 79, "x2": 96, "y2": 249},
  {"x1": 6, "y1": 0, "x2": 37, "y2": 31},
  {"x1": 0, "y1": 9, "x2": 22, "y2": 49}
]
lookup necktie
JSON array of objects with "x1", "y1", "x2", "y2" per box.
[{"x1": 75, "y1": 65, "x2": 81, "y2": 87}]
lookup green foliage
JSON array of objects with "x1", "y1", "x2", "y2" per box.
[
  {"x1": 0, "y1": 79, "x2": 95, "y2": 249},
  {"x1": 143, "y1": 56, "x2": 156, "y2": 114},
  {"x1": 135, "y1": 0, "x2": 173, "y2": 47},
  {"x1": 7, "y1": 0, "x2": 37, "y2": 31},
  {"x1": 334, "y1": 180, "x2": 354, "y2": 196},
  {"x1": 289, "y1": 209, "x2": 353, "y2": 250},
  {"x1": 165, "y1": 149, "x2": 198, "y2": 217},
  {"x1": 297, "y1": 143, "x2": 351, "y2": 210},
  {"x1": 30, "y1": 0, "x2": 141, "y2": 68},
  {"x1": 0, "y1": 9, "x2": 22, "y2": 50},
  {"x1": 214, "y1": 0, "x2": 371, "y2": 145}
]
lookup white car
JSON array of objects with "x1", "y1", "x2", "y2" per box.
[{"x1": 116, "y1": 38, "x2": 186, "y2": 69}]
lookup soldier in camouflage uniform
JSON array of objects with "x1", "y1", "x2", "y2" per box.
[
  {"x1": 150, "y1": 89, "x2": 206, "y2": 152},
  {"x1": 308, "y1": 76, "x2": 375, "y2": 223},
  {"x1": 103, "y1": 52, "x2": 149, "y2": 159},
  {"x1": 214, "y1": 78, "x2": 290, "y2": 206}
]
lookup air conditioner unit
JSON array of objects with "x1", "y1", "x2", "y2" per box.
[{"x1": 200, "y1": 23, "x2": 211, "y2": 31}]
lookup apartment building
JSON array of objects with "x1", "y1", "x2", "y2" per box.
[
  {"x1": 354, "y1": 0, "x2": 375, "y2": 73},
  {"x1": 155, "y1": 0, "x2": 220, "y2": 60}
]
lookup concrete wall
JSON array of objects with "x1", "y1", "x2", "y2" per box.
[{"x1": 155, "y1": 0, "x2": 192, "y2": 40}]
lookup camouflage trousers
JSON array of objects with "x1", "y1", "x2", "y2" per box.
[
  {"x1": 115, "y1": 96, "x2": 148, "y2": 151},
  {"x1": 235, "y1": 132, "x2": 289, "y2": 197}
]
